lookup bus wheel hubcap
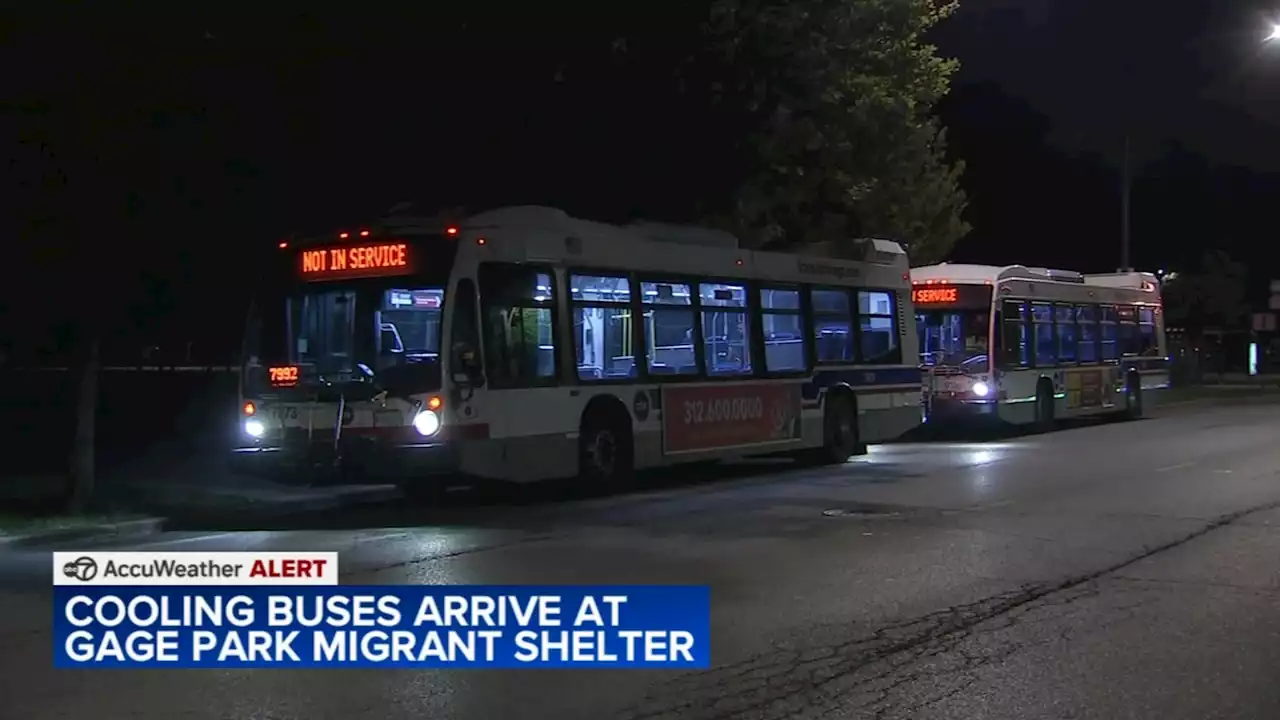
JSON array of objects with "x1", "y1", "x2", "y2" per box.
[
  {"x1": 833, "y1": 406, "x2": 853, "y2": 448},
  {"x1": 837, "y1": 418, "x2": 852, "y2": 446},
  {"x1": 590, "y1": 432, "x2": 615, "y2": 476}
]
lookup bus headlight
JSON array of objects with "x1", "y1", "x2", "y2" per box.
[
  {"x1": 244, "y1": 419, "x2": 266, "y2": 438},
  {"x1": 412, "y1": 409, "x2": 441, "y2": 436},
  {"x1": 971, "y1": 381, "x2": 990, "y2": 398}
]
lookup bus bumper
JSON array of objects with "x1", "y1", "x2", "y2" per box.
[
  {"x1": 231, "y1": 439, "x2": 460, "y2": 484},
  {"x1": 924, "y1": 398, "x2": 1000, "y2": 424}
]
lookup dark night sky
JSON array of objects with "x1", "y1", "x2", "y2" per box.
[
  {"x1": 5, "y1": 3, "x2": 1279, "y2": 361},
  {"x1": 944, "y1": 0, "x2": 1280, "y2": 168}
]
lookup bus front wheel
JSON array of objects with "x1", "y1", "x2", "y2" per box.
[
  {"x1": 1034, "y1": 381, "x2": 1056, "y2": 432},
  {"x1": 578, "y1": 404, "x2": 634, "y2": 492}
]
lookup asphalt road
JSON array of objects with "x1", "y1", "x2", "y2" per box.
[{"x1": 5, "y1": 400, "x2": 1280, "y2": 719}]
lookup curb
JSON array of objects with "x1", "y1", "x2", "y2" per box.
[
  {"x1": 238, "y1": 485, "x2": 402, "y2": 517},
  {"x1": 119, "y1": 483, "x2": 404, "y2": 525},
  {"x1": 0, "y1": 517, "x2": 166, "y2": 550},
  {"x1": 0, "y1": 486, "x2": 402, "y2": 549}
]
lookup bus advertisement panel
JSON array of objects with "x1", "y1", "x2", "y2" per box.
[{"x1": 661, "y1": 384, "x2": 802, "y2": 454}]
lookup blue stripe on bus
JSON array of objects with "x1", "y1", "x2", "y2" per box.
[
  {"x1": 641, "y1": 366, "x2": 922, "y2": 412},
  {"x1": 801, "y1": 367, "x2": 922, "y2": 403}
]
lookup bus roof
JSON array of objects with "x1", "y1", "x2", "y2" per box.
[
  {"x1": 290, "y1": 204, "x2": 912, "y2": 287},
  {"x1": 462, "y1": 206, "x2": 911, "y2": 284},
  {"x1": 912, "y1": 263, "x2": 1159, "y2": 290}
]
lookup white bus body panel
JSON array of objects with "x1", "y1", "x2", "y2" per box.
[{"x1": 446, "y1": 209, "x2": 922, "y2": 482}]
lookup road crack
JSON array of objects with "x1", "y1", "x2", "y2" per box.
[{"x1": 620, "y1": 496, "x2": 1280, "y2": 720}]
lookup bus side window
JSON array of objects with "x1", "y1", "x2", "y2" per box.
[
  {"x1": 699, "y1": 281, "x2": 752, "y2": 376},
  {"x1": 857, "y1": 290, "x2": 901, "y2": 364},
  {"x1": 999, "y1": 300, "x2": 1029, "y2": 368},
  {"x1": 477, "y1": 262, "x2": 559, "y2": 387},
  {"x1": 1055, "y1": 304, "x2": 1077, "y2": 363},
  {"x1": 1137, "y1": 307, "x2": 1157, "y2": 355},
  {"x1": 1031, "y1": 302, "x2": 1055, "y2": 367},
  {"x1": 569, "y1": 273, "x2": 635, "y2": 381},
  {"x1": 640, "y1": 280, "x2": 699, "y2": 376},
  {"x1": 811, "y1": 287, "x2": 854, "y2": 363},
  {"x1": 1076, "y1": 305, "x2": 1099, "y2": 363},
  {"x1": 760, "y1": 287, "x2": 807, "y2": 372},
  {"x1": 1117, "y1": 305, "x2": 1139, "y2": 356},
  {"x1": 1100, "y1": 306, "x2": 1119, "y2": 360}
]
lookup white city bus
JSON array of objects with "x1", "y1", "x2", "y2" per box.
[
  {"x1": 910, "y1": 263, "x2": 1169, "y2": 428},
  {"x1": 235, "y1": 206, "x2": 923, "y2": 497}
]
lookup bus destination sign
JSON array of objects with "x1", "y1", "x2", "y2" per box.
[
  {"x1": 912, "y1": 286, "x2": 959, "y2": 305},
  {"x1": 299, "y1": 242, "x2": 413, "y2": 281}
]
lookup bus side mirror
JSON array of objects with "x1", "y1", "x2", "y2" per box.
[{"x1": 451, "y1": 344, "x2": 485, "y2": 388}]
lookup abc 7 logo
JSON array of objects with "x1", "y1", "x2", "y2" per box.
[{"x1": 62, "y1": 556, "x2": 99, "y2": 582}]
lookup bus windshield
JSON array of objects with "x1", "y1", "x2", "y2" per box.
[
  {"x1": 917, "y1": 309, "x2": 990, "y2": 368},
  {"x1": 243, "y1": 285, "x2": 446, "y2": 397},
  {"x1": 242, "y1": 234, "x2": 459, "y2": 398},
  {"x1": 289, "y1": 287, "x2": 445, "y2": 374}
]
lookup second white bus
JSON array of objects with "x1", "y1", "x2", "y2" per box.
[{"x1": 910, "y1": 263, "x2": 1169, "y2": 428}]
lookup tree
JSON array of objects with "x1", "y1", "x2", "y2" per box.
[
  {"x1": 1161, "y1": 250, "x2": 1249, "y2": 346},
  {"x1": 701, "y1": 0, "x2": 970, "y2": 261},
  {"x1": 11, "y1": 21, "x2": 184, "y2": 512}
]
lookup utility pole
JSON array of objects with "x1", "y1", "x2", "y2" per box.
[{"x1": 1120, "y1": 132, "x2": 1131, "y2": 272}]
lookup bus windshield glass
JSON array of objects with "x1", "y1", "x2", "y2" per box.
[
  {"x1": 242, "y1": 235, "x2": 457, "y2": 397},
  {"x1": 286, "y1": 287, "x2": 445, "y2": 374},
  {"x1": 913, "y1": 284, "x2": 993, "y2": 368},
  {"x1": 916, "y1": 309, "x2": 990, "y2": 368}
]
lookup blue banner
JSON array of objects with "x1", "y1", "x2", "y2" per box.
[{"x1": 54, "y1": 585, "x2": 710, "y2": 669}]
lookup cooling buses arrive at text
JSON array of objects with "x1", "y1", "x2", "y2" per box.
[{"x1": 235, "y1": 205, "x2": 923, "y2": 497}]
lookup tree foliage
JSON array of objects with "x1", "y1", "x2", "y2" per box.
[
  {"x1": 700, "y1": 0, "x2": 969, "y2": 261},
  {"x1": 1161, "y1": 250, "x2": 1249, "y2": 341}
]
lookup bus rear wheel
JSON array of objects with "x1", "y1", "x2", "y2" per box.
[
  {"x1": 1124, "y1": 373, "x2": 1144, "y2": 419},
  {"x1": 803, "y1": 393, "x2": 861, "y2": 465}
]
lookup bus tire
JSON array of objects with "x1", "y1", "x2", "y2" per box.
[
  {"x1": 1124, "y1": 372, "x2": 1144, "y2": 419},
  {"x1": 807, "y1": 391, "x2": 861, "y2": 465},
  {"x1": 578, "y1": 400, "x2": 634, "y2": 492},
  {"x1": 1034, "y1": 379, "x2": 1056, "y2": 432}
]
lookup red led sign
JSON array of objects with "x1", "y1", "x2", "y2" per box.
[
  {"x1": 299, "y1": 243, "x2": 412, "y2": 281},
  {"x1": 269, "y1": 366, "x2": 299, "y2": 387},
  {"x1": 912, "y1": 286, "x2": 959, "y2": 304}
]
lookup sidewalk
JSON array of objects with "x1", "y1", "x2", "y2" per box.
[
  {"x1": 1, "y1": 456, "x2": 401, "y2": 547},
  {"x1": 100, "y1": 448, "x2": 401, "y2": 520},
  {"x1": 105, "y1": 474, "x2": 400, "y2": 520}
]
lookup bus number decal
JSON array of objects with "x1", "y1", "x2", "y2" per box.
[
  {"x1": 683, "y1": 397, "x2": 764, "y2": 425},
  {"x1": 662, "y1": 384, "x2": 801, "y2": 454}
]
